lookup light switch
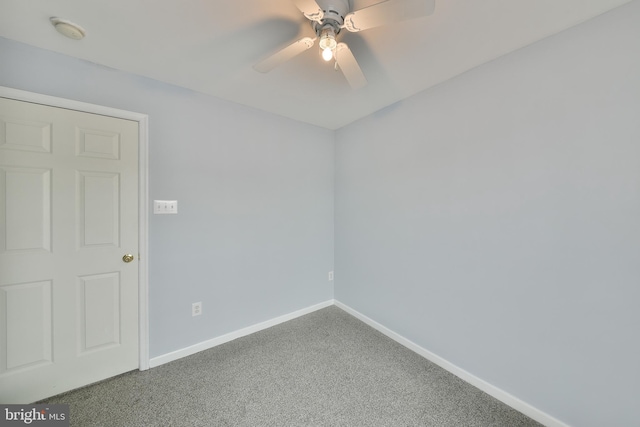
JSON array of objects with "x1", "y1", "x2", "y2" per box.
[{"x1": 154, "y1": 200, "x2": 178, "y2": 214}]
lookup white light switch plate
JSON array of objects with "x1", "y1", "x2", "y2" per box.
[{"x1": 154, "y1": 200, "x2": 178, "y2": 214}]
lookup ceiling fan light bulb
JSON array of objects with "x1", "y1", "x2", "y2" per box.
[
  {"x1": 319, "y1": 28, "x2": 337, "y2": 51},
  {"x1": 322, "y1": 47, "x2": 333, "y2": 61}
]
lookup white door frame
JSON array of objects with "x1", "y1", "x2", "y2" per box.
[{"x1": 0, "y1": 85, "x2": 150, "y2": 371}]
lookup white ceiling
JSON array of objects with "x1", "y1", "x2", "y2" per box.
[{"x1": 0, "y1": 0, "x2": 632, "y2": 129}]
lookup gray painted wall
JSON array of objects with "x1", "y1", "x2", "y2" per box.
[
  {"x1": 335, "y1": 2, "x2": 640, "y2": 426},
  {"x1": 0, "y1": 37, "x2": 335, "y2": 358}
]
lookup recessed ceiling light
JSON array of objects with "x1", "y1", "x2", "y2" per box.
[{"x1": 50, "y1": 17, "x2": 86, "y2": 40}]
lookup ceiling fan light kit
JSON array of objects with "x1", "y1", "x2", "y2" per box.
[
  {"x1": 254, "y1": 0, "x2": 435, "y2": 89},
  {"x1": 318, "y1": 26, "x2": 337, "y2": 61}
]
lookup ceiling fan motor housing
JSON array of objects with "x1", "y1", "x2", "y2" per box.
[{"x1": 313, "y1": 0, "x2": 350, "y2": 36}]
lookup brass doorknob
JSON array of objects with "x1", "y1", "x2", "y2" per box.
[{"x1": 122, "y1": 254, "x2": 135, "y2": 263}]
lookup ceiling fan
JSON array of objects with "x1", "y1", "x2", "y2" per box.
[{"x1": 253, "y1": 0, "x2": 435, "y2": 89}]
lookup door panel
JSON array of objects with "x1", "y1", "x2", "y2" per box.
[
  {"x1": 0, "y1": 116, "x2": 52, "y2": 153},
  {"x1": 78, "y1": 272, "x2": 121, "y2": 353},
  {"x1": 0, "y1": 97, "x2": 139, "y2": 403},
  {"x1": 0, "y1": 167, "x2": 51, "y2": 253},
  {"x1": 0, "y1": 281, "x2": 53, "y2": 374},
  {"x1": 77, "y1": 171, "x2": 120, "y2": 247},
  {"x1": 76, "y1": 127, "x2": 120, "y2": 160}
]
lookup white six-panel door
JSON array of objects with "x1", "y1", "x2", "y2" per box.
[{"x1": 0, "y1": 97, "x2": 139, "y2": 403}]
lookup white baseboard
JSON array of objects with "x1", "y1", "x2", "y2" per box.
[
  {"x1": 333, "y1": 300, "x2": 569, "y2": 427},
  {"x1": 149, "y1": 300, "x2": 333, "y2": 368}
]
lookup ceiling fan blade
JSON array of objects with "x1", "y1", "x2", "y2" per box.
[
  {"x1": 344, "y1": 0, "x2": 435, "y2": 32},
  {"x1": 291, "y1": 0, "x2": 324, "y2": 21},
  {"x1": 336, "y1": 43, "x2": 367, "y2": 90},
  {"x1": 254, "y1": 37, "x2": 316, "y2": 73}
]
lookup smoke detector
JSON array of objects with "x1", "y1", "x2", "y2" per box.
[{"x1": 50, "y1": 17, "x2": 86, "y2": 40}]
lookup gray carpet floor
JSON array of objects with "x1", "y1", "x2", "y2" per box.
[{"x1": 43, "y1": 306, "x2": 542, "y2": 426}]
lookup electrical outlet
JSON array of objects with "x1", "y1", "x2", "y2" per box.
[
  {"x1": 192, "y1": 302, "x2": 202, "y2": 316},
  {"x1": 328, "y1": 271, "x2": 334, "y2": 281}
]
